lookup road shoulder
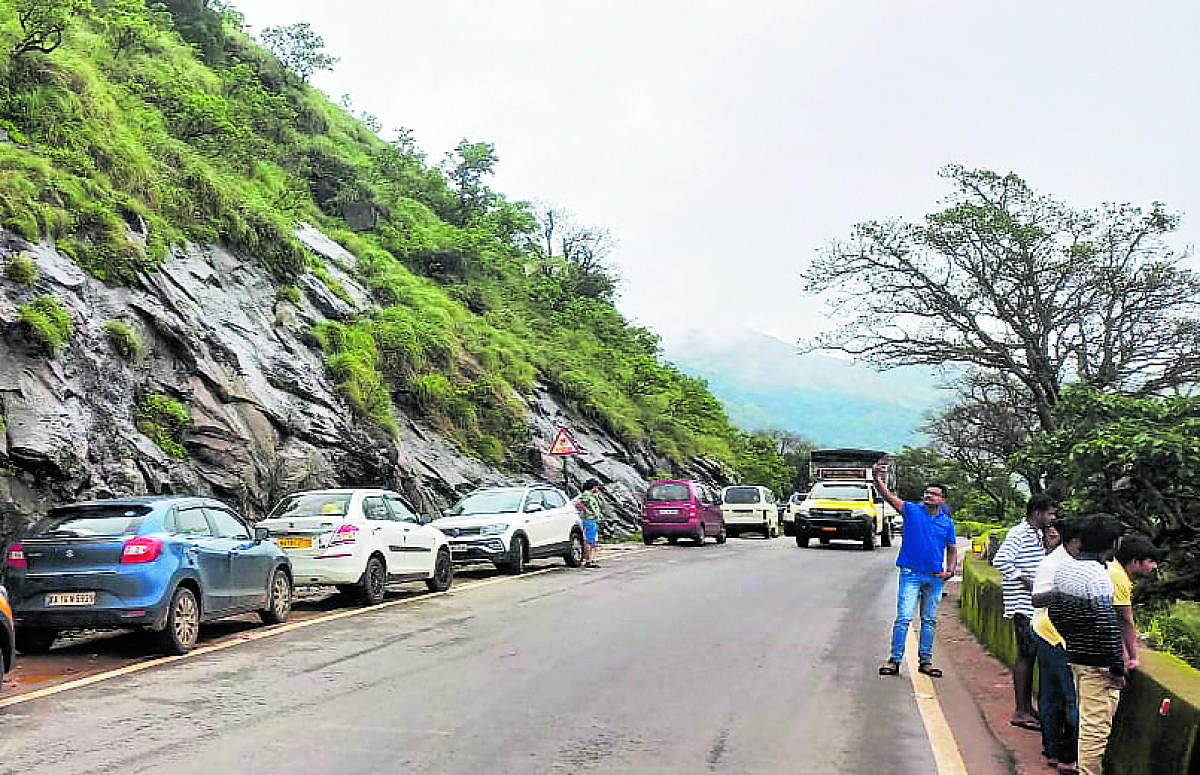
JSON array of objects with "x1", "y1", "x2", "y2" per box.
[{"x1": 937, "y1": 579, "x2": 1042, "y2": 774}]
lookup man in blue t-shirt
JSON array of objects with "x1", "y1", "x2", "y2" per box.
[{"x1": 873, "y1": 461, "x2": 957, "y2": 678}]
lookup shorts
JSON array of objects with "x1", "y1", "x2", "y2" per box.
[
  {"x1": 581, "y1": 519, "x2": 599, "y2": 545},
  {"x1": 1013, "y1": 613, "x2": 1037, "y2": 658}
]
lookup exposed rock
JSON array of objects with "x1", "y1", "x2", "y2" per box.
[{"x1": 0, "y1": 226, "x2": 725, "y2": 541}]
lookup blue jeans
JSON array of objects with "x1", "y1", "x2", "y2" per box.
[
  {"x1": 889, "y1": 567, "x2": 944, "y2": 663},
  {"x1": 1036, "y1": 635, "x2": 1078, "y2": 763}
]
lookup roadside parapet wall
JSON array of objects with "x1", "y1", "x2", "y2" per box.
[{"x1": 959, "y1": 555, "x2": 1200, "y2": 775}]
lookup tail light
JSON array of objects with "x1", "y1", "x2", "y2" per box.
[
  {"x1": 684, "y1": 504, "x2": 698, "y2": 518},
  {"x1": 121, "y1": 536, "x2": 163, "y2": 564},
  {"x1": 330, "y1": 524, "x2": 359, "y2": 546},
  {"x1": 5, "y1": 541, "x2": 25, "y2": 569}
]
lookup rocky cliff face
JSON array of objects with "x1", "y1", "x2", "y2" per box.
[{"x1": 0, "y1": 226, "x2": 728, "y2": 540}]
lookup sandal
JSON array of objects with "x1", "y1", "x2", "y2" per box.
[
  {"x1": 878, "y1": 661, "x2": 900, "y2": 676},
  {"x1": 918, "y1": 662, "x2": 943, "y2": 678}
]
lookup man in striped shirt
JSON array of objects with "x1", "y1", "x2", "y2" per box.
[
  {"x1": 993, "y1": 493, "x2": 1056, "y2": 731},
  {"x1": 1049, "y1": 515, "x2": 1125, "y2": 775}
]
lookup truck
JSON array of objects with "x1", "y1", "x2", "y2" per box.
[{"x1": 792, "y1": 448, "x2": 899, "y2": 551}]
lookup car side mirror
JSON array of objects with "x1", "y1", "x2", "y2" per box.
[{"x1": 254, "y1": 526, "x2": 270, "y2": 543}]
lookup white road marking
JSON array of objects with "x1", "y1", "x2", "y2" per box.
[
  {"x1": 0, "y1": 547, "x2": 658, "y2": 709},
  {"x1": 904, "y1": 625, "x2": 969, "y2": 774}
]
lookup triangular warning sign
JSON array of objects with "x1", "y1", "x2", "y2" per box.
[{"x1": 548, "y1": 428, "x2": 581, "y2": 456}]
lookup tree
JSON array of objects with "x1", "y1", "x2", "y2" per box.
[
  {"x1": 441, "y1": 139, "x2": 498, "y2": 223},
  {"x1": 258, "y1": 22, "x2": 339, "y2": 82},
  {"x1": 11, "y1": 0, "x2": 91, "y2": 57},
  {"x1": 1016, "y1": 385, "x2": 1200, "y2": 602},
  {"x1": 803, "y1": 166, "x2": 1200, "y2": 437}
]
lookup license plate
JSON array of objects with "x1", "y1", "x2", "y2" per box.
[
  {"x1": 822, "y1": 527, "x2": 838, "y2": 532},
  {"x1": 46, "y1": 592, "x2": 95, "y2": 606},
  {"x1": 657, "y1": 508, "x2": 679, "y2": 515},
  {"x1": 277, "y1": 537, "x2": 313, "y2": 549}
]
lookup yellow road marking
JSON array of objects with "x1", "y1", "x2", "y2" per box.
[
  {"x1": 904, "y1": 625, "x2": 968, "y2": 774},
  {"x1": 0, "y1": 547, "x2": 655, "y2": 709}
]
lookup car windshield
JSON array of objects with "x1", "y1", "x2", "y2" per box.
[
  {"x1": 269, "y1": 493, "x2": 351, "y2": 518},
  {"x1": 448, "y1": 490, "x2": 523, "y2": 515},
  {"x1": 33, "y1": 506, "x2": 152, "y2": 538},
  {"x1": 646, "y1": 484, "x2": 691, "y2": 501},
  {"x1": 723, "y1": 487, "x2": 761, "y2": 504},
  {"x1": 809, "y1": 483, "x2": 871, "y2": 501}
]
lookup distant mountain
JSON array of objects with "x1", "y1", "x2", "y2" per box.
[{"x1": 662, "y1": 330, "x2": 950, "y2": 450}]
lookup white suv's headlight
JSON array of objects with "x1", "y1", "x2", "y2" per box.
[{"x1": 480, "y1": 523, "x2": 509, "y2": 536}]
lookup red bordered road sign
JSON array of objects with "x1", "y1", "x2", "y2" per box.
[{"x1": 548, "y1": 428, "x2": 581, "y2": 456}]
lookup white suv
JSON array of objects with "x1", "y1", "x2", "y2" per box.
[
  {"x1": 260, "y1": 489, "x2": 453, "y2": 604},
  {"x1": 721, "y1": 485, "x2": 779, "y2": 538},
  {"x1": 433, "y1": 485, "x2": 584, "y2": 573}
]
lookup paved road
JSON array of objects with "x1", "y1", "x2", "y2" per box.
[{"x1": 0, "y1": 538, "x2": 937, "y2": 774}]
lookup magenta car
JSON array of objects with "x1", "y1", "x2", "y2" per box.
[{"x1": 640, "y1": 480, "x2": 727, "y2": 546}]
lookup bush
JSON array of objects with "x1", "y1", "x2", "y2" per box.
[
  {"x1": 1139, "y1": 601, "x2": 1200, "y2": 669},
  {"x1": 4, "y1": 254, "x2": 37, "y2": 285},
  {"x1": 135, "y1": 393, "x2": 192, "y2": 458},
  {"x1": 101, "y1": 320, "x2": 146, "y2": 360},
  {"x1": 16, "y1": 295, "x2": 74, "y2": 354},
  {"x1": 276, "y1": 284, "x2": 301, "y2": 305}
]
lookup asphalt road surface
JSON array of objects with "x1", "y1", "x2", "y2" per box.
[{"x1": 0, "y1": 537, "x2": 939, "y2": 774}]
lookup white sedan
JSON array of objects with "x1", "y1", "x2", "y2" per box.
[{"x1": 259, "y1": 489, "x2": 453, "y2": 604}]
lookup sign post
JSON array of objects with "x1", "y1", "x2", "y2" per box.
[{"x1": 547, "y1": 428, "x2": 581, "y2": 491}]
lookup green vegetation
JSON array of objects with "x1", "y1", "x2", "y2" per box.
[
  {"x1": 0, "y1": 0, "x2": 776, "y2": 475},
  {"x1": 134, "y1": 391, "x2": 191, "y2": 457},
  {"x1": 16, "y1": 293, "x2": 72, "y2": 353},
  {"x1": 1138, "y1": 602, "x2": 1200, "y2": 669},
  {"x1": 101, "y1": 319, "x2": 144, "y2": 359},
  {"x1": 3, "y1": 252, "x2": 36, "y2": 283},
  {"x1": 275, "y1": 283, "x2": 300, "y2": 305}
]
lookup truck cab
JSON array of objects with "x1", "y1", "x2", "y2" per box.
[{"x1": 793, "y1": 449, "x2": 897, "y2": 551}]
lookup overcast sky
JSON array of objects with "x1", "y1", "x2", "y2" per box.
[{"x1": 235, "y1": 0, "x2": 1200, "y2": 349}]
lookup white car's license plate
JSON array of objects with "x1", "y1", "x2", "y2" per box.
[{"x1": 46, "y1": 592, "x2": 95, "y2": 606}]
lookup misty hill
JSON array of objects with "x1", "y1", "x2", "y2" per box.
[{"x1": 663, "y1": 330, "x2": 949, "y2": 450}]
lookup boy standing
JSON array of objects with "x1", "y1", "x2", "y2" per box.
[{"x1": 577, "y1": 479, "x2": 603, "y2": 568}]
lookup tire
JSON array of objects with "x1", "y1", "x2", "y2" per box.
[
  {"x1": 769, "y1": 526, "x2": 779, "y2": 539},
  {"x1": 694, "y1": 524, "x2": 705, "y2": 546},
  {"x1": 503, "y1": 535, "x2": 527, "y2": 574},
  {"x1": 667, "y1": 536, "x2": 679, "y2": 545},
  {"x1": 796, "y1": 533, "x2": 810, "y2": 548},
  {"x1": 564, "y1": 531, "x2": 585, "y2": 567},
  {"x1": 715, "y1": 525, "x2": 727, "y2": 544},
  {"x1": 862, "y1": 527, "x2": 876, "y2": 551},
  {"x1": 359, "y1": 554, "x2": 387, "y2": 604},
  {"x1": 15, "y1": 628, "x2": 58, "y2": 654},
  {"x1": 259, "y1": 568, "x2": 293, "y2": 624},
  {"x1": 426, "y1": 548, "x2": 454, "y2": 592},
  {"x1": 156, "y1": 586, "x2": 200, "y2": 655},
  {"x1": 642, "y1": 533, "x2": 656, "y2": 545},
  {"x1": 880, "y1": 522, "x2": 893, "y2": 548},
  {"x1": 727, "y1": 528, "x2": 738, "y2": 539}
]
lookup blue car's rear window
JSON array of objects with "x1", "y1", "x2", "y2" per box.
[{"x1": 34, "y1": 506, "x2": 153, "y2": 538}]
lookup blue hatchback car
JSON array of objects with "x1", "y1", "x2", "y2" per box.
[{"x1": 4, "y1": 496, "x2": 293, "y2": 655}]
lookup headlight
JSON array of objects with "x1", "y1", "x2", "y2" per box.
[
  {"x1": 852, "y1": 508, "x2": 872, "y2": 518},
  {"x1": 480, "y1": 523, "x2": 509, "y2": 536}
]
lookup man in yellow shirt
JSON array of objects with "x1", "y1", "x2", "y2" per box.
[{"x1": 1110, "y1": 534, "x2": 1163, "y2": 671}]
